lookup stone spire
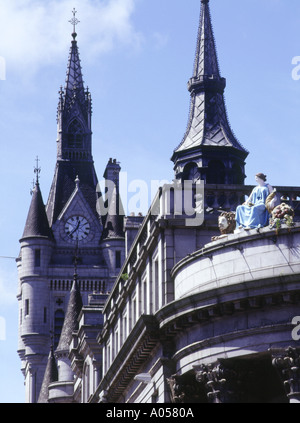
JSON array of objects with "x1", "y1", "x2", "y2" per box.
[
  {"x1": 172, "y1": 0, "x2": 248, "y2": 185},
  {"x1": 46, "y1": 14, "x2": 100, "y2": 227}
]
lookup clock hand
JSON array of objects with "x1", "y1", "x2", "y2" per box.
[{"x1": 69, "y1": 221, "x2": 80, "y2": 237}]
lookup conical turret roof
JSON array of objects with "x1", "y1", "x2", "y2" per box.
[
  {"x1": 56, "y1": 277, "x2": 83, "y2": 353},
  {"x1": 37, "y1": 346, "x2": 58, "y2": 403},
  {"x1": 22, "y1": 183, "x2": 52, "y2": 239}
]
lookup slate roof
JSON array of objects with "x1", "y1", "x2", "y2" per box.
[
  {"x1": 37, "y1": 346, "x2": 58, "y2": 403},
  {"x1": 46, "y1": 160, "x2": 100, "y2": 226},
  {"x1": 22, "y1": 183, "x2": 52, "y2": 239},
  {"x1": 172, "y1": 0, "x2": 248, "y2": 159},
  {"x1": 56, "y1": 277, "x2": 83, "y2": 353},
  {"x1": 63, "y1": 36, "x2": 87, "y2": 118}
]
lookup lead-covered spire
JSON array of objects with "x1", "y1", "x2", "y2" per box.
[
  {"x1": 47, "y1": 12, "x2": 100, "y2": 226},
  {"x1": 189, "y1": 0, "x2": 222, "y2": 92},
  {"x1": 172, "y1": 0, "x2": 248, "y2": 185},
  {"x1": 56, "y1": 10, "x2": 92, "y2": 161}
]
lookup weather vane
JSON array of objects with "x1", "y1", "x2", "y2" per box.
[
  {"x1": 34, "y1": 156, "x2": 41, "y2": 185},
  {"x1": 69, "y1": 8, "x2": 80, "y2": 38}
]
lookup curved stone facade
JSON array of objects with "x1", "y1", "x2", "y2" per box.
[{"x1": 157, "y1": 224, "x2": 300, "y2": 402}]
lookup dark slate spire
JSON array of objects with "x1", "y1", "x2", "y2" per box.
[
  {"x1": 46, "y1": 19, "x2": 101, "y2": 227},
  {"x1": 56, "y1": 276, "x2": 83, "y2": 353},
  {"x1": 172, "y1": 0, "x2": 248, "y2": 185},
  {"x1": 63, "y1": 30, "x2": 86, "y2": 119},
  {"x1": 56, "y1": 24, "x2": 92, "y2": 161},
  {"x1": 37, "y1": 346, "x2": 58, "y2": 403},
  {"x1": 22, "y1": 183, "x2": 52, "y2": 239}
]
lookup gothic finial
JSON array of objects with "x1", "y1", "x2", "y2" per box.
[
  {"x1": 69, "y1": 8, "x2": 80, "y2": 40},
  {"x1": 34, "y1": 156, "x2": 41, "y2": 185},
  {"x1": 75, "y1": 175, "x2": 80, "y2": 188}
]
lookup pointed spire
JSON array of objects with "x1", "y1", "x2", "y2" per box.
[
  {"x1": 172, "y1": 0, "x2": 248, "y2": 180},
  {"x1": 56, "y1": 276, "x2": 83, "y2": 353},
  {"x1": 37, "y1": 346, "x2": 58, "y2": 403},
  {"x1": 22, "y1": 174, "x2": 52, "y2": 240},
  {"x1": 64, "y1": 31, "x2": 85, "y2": 113},
  {"x1": 189, "y1": 0, "x2": 222, "y2": 91},
  {"x1": 47, "y1": 12, "x2": 100, "y2": 226}
]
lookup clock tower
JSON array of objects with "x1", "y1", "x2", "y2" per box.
[{"x1": 17, "y1": 14, "x2": 125, "y2": 403}]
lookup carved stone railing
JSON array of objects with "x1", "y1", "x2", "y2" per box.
[{"x1": 204, "y1": 184, "x2": 300, "y2": 219}]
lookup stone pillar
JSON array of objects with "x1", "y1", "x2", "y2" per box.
[
  {"x1": 272, "y1": 347, "x2": 300, "y2": 403},
  {"x1": 195, "y1": 363, "x2": 241, "y2": 403}
]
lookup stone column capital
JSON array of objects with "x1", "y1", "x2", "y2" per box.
[
  {"x1": 195, "y1": 363, "x2": 241, "y2": 403},
  {"x1": 272, "y1": 347, "x2": 300, "y2": 403}
]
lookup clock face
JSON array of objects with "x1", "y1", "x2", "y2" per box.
[{"x1": 65, "y1": 216, "x2": 90, "y2": 241}]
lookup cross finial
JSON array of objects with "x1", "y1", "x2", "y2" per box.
[
  {"x1": 34, "y1": 156, "x2": 41, "y2": 185},
  {"x1": 69, "y1": 8, "x2": 80, "y2": 39}
]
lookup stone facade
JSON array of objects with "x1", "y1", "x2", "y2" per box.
[{"x1": 17, "y1": 0, "x2": 300, "y2": 404}]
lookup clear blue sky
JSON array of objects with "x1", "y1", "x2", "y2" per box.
[{"x1": 0, "y1": 0, "x2": 299, "y2": 403}]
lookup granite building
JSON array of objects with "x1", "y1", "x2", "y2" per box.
[{"x1": 17, "y1": 0, "x2": 300, "y2": 403}]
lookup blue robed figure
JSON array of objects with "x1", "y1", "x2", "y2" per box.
[{"x1": 236, "y1": 173, "x2": 273, "y2": 229}]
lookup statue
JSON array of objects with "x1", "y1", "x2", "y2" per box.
[
  {"x1": 211, "y1": 211, "x2": 236, "y2": 241},
  {"x1": 235, "y1": 173, "x2": 274, "y2": 230}
]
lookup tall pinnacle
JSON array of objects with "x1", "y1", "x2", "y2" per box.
[
  {"x1": 46, "y1": 10, "x2": 100, "y2": 227},
  {"x1": 172, "y1": 0, "x2": 248, "y2": 160},
  {"x1": 190, "y1": 0, "x2": 222, "y2": 90}
]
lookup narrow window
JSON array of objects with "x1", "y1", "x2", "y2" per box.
[
  {"x1": 25, "y1": 299, "x2": 29, "y2": 316},
  {"x1": 35, "y1": 249, "x2": 41, "y2": 267},
  {"x1": 44, "y1": 307, "x2": 47, "y2": 324}
]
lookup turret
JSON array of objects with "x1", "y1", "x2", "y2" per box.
[
  {"x1": 17, "y1": 176, "x2": 54, "y2": 403},
  {"x1": 49, "y1": 276, "x2": 83, "y2": 403}
]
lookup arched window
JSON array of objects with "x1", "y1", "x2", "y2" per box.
[
  {"x1": 67, "y1": 119, "x2": 84, "y2": 149},
  {"x1": 232, "y1": 163, "x2": 244, "y2": 185},
  {"x1": 206, "y1": 160, "x2": 225, "y2": 184},
  {"x1": 183, "y1": 162, "x2": 200, "y2": 182},
  {"x1": 54, "y1": 309, "x2": 65, "y2": 348}
]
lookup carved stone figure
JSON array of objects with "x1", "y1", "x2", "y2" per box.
[{"x1": 211, "y1": 211, "x2": 236, "y2": 241}]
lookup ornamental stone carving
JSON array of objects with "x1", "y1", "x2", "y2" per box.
[
  {"x1": 272, "y1": 347, "x2": 300, "y2": 403},
  {"x1": 195, "y1": 363, "x2": 241, "y2": 403}
]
